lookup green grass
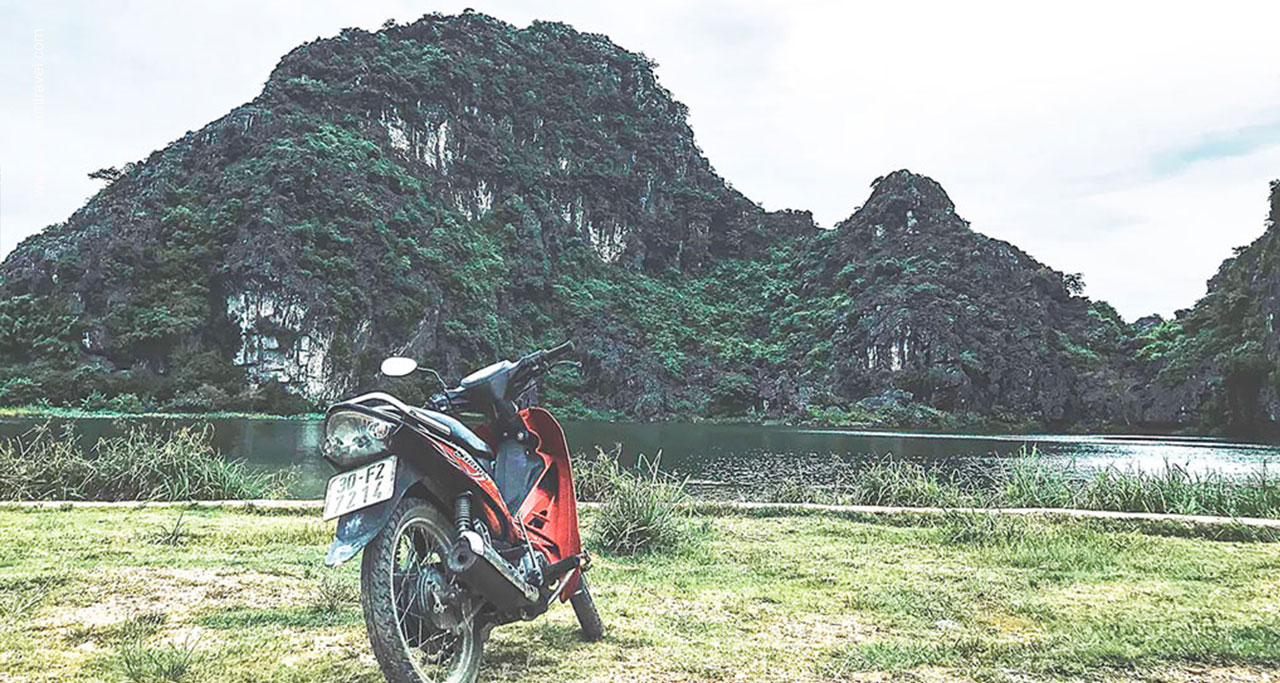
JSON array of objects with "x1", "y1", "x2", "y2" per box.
[
  {"x1": 0, "y1": 506, "x2": 1277, "y2": 681},
  {"x1": 0, "y1": 423, "x2": 290, "y2": 501}
]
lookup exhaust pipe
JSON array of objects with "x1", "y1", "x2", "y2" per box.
[
  {"x1": 541, "y1": 553, "x2": 586, "y2": 587},
  {"x1": 447, "y1": 530, "x2": 539, "y2": 612}
]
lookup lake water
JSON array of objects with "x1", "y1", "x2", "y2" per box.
[{"x1": 2, "y1": 417, "x2": 1277, "y2": 498}]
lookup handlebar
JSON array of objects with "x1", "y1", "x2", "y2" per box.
[
  {"x1": 427, "y1": 388, "x2": 464, "y2": 413},
  {"x1": 427, "y1": 341, "x2": 576, "y2": 414},
  {"x1": 511, "y1": 340, "x2": 575, "y2": 392},
  {"x1": 544, "y1": 340, "x2": 575, "y2": 364}
]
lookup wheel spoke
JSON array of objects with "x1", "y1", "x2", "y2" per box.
[{"x1": 383, "y1": 513, "x2": 473, "y2": 682}]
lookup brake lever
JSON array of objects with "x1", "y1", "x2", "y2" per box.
[
  {"x1": 508, "y1": 359, "x2": 579, "y2": 404},
  {"x1": 421, "y1": 367, "x2": 450, "y2": 394}
]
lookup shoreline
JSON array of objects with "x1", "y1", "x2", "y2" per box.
[
  {"x1": 1, "y1": 405, "x2": 1268, "y2": 443},
  {"x1": 6, "y1": 498, "x2": 1279, "y2": 531}
]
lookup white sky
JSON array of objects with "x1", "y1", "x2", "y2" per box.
[{"x1": 2, "y1": 0, "x2": 1279, "y2": 320}]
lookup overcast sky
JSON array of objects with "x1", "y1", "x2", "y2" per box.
[{"x1": 3, "y1": 1, "x2": 1279, "y2": 320}]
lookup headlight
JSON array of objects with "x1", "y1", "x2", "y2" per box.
[{"x1": 322, "y1": 411, "x2": 397, "y2": 467}]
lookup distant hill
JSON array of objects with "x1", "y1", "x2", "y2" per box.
[
  {"x1": 1131, "y1": 181, "x2": 1280, "y2": 436},
  {"x1": 0, "y1": 12, "x2": 1273, "y2": 435},
  {"x1": 806, "y1": 171, "x2": 1135, "y2": 428}
]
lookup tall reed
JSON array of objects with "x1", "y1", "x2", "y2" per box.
[
  {"x1": 0, "y1": 422, "x2": 288, "y2": 501},
  {"x1": 758, "y1": 447, "x2": 1280, "y2": 519},
  {"x1": 588, "y1": 452, "x2": 691, "y2": 555}
]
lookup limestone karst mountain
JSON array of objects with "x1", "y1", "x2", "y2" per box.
[
  {"x1": 1130, "y1": 181, "x2": 1280, "y2": 435},
  {"x1": 0, "y1": 11, "x2": 1274, "y2": 435}
]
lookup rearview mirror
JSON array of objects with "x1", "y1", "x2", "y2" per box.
[{"x1": 380, "y1": 357, "x2": 419, "y2": 377}]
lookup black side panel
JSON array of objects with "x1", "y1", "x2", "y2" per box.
[
  {"x1": 412, "y1": 407, "x2": 494, "y2": 458},
  {"x1": 493, "y1": 439, "x2": 544, "y2": 514}
]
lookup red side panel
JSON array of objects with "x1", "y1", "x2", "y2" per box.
[{"x1": 516, "y1": 407, "x2": 584, "y2": 599}]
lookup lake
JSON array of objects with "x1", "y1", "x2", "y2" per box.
[{"x1": 2, "y1": 417, "x2": 1277, "y2": 498}]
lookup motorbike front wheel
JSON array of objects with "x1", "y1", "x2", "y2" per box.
[{"x1": 361, "y1": 497, "x2": 483, "y2": 683}]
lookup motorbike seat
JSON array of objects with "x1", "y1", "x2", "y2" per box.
[{"x1": 410, "y1": 407, "x2": 494, "y2": 459}]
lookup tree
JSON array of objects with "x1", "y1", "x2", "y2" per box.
[
  {"x1": 88, "y1": 167, "x2": 122, "y2": 183},
  {"x1": 1064, "y1": 272, "x2": 1086, "y2": 296}
]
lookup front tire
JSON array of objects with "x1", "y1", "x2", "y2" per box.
[{"x1": 360, "y1": 497, "x2": 484, "y2": 683}]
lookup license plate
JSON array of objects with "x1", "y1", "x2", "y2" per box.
[{"x1": 322, "y1": 456, "x2": 397, "y2": 521}]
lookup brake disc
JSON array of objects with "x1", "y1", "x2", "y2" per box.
[{"x1": 419, "y1": 568, "x2": 466, "y2": 631}]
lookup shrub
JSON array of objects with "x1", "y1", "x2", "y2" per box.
[
  {"x1": 162, "y1": 385, "x2": 228, "y2": 412},
  {"x1": 109, "y1": 393, "x2": 154, "y2": 413},
  {"x1": 590, "y1": 454, "x2": 689, "y2": 555},
  {"x1": 573, "y1": 444, "x2": 624, "y2": 502},
  {"x1": 0, "y1": 377, "x2": 43, "y2": 406},
  {"x1": 79, "y1": 390, "x2": 112, "y2": 411},
  {"x1": 313, "y1": 573, "x2": 357, "y2": 612},
  {"x1": 762, "y1": 476, "x2": 826, "y2": 504},
  {"x1": 119, "y1": 636, "x2": 200, "y2": 682},
  {"x1": 1071, "y1": 460, "x2": 1280, "y2": 518},
  {"x1": 838, "y1": 460, "x2": 972, "y2": 508},
  {"x1": 997, "y1": 449, "x2": 1075, "y2": 508},
  {"x1": 0, "y1": 422, "x2": 289, "y2": 501}
]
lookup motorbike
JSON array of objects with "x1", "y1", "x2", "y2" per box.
[{"x1": 317, "y1": 341, "x2": 602, "y2": 683}]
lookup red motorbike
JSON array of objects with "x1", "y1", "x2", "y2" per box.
[{"x1": 318, "y1": 341, "x2": 601, "y2": 683}]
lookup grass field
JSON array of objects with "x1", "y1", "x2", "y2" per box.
[{"x1": 1, "y1": 505, "x2": 1278, "y2": 682}]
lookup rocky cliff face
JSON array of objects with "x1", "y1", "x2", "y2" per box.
[
  {"x1": 0, "y1": 11, "x2": 1264, "y2": 432},
  {"x1": 790, "y1": 171, "x2": 1134, "y2": 427},
  {"x1": 0, "y1": 13, "x2": 789, "y2": 415}
]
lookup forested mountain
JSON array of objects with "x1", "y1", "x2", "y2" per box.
[
  {"x1": 810, "y1": 171, "x2": 1135, "y2": 428},
  {"x1": 0, "y1": 12, "x2": 1274, "y2": 435},
  {"x1": 1130, "y1": 181, "x2": 1280, "y2": 435}
]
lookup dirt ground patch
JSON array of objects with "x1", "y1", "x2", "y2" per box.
[
  {"x1": 1118, "y1": 667, "x2": 1280, "y2": 682},
  {"x1": 32, "y1": 567, "x2": 310, "y2": 633}
]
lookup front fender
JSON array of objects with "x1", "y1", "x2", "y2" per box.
[{"x1": 324, "y1": 457, "x2": 425, "y2": 567}]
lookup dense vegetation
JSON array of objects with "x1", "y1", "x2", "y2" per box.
[
  {"x1": 0, "y1": 11, "x2": 1275, "y2": 435},
  {"x1": 753, "y1": 449, "x2": 1280, "y2": 520},
  {"x1": 1129, "y1": 181, "x2": 1280, "y2": 435},
  {"x1": 0, "y1": 423, "x2": 287, "y2": 501},
  {"x1": 3, "y1": 419, "x2": 1278, "y2": 521}
]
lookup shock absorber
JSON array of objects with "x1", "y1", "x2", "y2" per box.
[{"x1": 454, "y1": 493, "x2": 472, "y2": 536}]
